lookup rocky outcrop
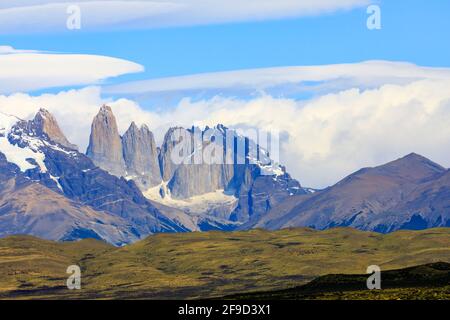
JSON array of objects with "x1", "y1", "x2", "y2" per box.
[
  {"x1": 83, "y1": 106, "x2": 307, "y2": 226},
  {"x1": 157, "y1": 126, "x2": 234, "y2": 199},
  {"x1": 168, "y1": 163, "x2": 229, "y2": 199},
  {"x1": 86, "y1": 105, "x2": 125, "y2": 177},
  {"x1": 122, "y1": 122, "x2": 161, "y2": 189},
  {"x1": 158, "y1": 124, "x2": 305, "y2": 222},
  {"x1": 158, "y1": 127, "x2": 186, "y2": 182},
  {"x1": 28, "y1": 108, "x2": 78, "y2": 150},
  {"x1": 0, "y1": 109, "x2": 193, "y2": 244},
  {"x1": 165, "y1": 126, "x2": 234, "y2": 199},
  {"x1": 2, "y1": 107, "x2": 448, "y2": 242}
]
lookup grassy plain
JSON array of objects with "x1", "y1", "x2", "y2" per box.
[{"x1": 0, "y1": 227, "x2": 449, "y2": 299}]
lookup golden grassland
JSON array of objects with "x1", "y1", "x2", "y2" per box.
[{"x1": 0, "y1": 227, "x2": 449, "y2": 299}]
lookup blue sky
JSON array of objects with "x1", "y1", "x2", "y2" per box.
[
  {"x1": 1, "y1": 0, "x2": 450, "y2": 187},
  {"x1": 2, "y1": 0, "x2": 449, "y2": 86}
]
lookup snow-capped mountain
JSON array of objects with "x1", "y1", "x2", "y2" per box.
[
  {"x1": 0, "y1": 109, "x2": 194, "y2": 245},
  {"x1": 0, "y1": 107, "x2": 306, "y2": 244},
  {"x1": 1, "y1": 107, "x2": 447, "y2": 245},
  {"x1": 86, "y1": 106, "x2": 306, "y2": 225}
]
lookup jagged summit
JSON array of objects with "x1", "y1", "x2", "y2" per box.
[
  {"x1": 0, "y1": 107, "x2": 190, "y2": 245},
  {"x1": 0, "y1": 105, "x2": 448, "y2": 243},
  {"x1": 125, "y1": 121, "x2": 152, "y2": 134},
  {"x1": 99, "y1": 104, "x2": 113, "y2": 114},
  {"x1": 122, "y1": 119, "x2": 161, "y2": 188},
  {"x1": 127, "y1": 121, "x2": 139, "y2": 131},
  {"x1": 83, "y1": 106, "x2": 304, "y2": 223},
  {"x1": 86, "y1": 107, "x2": 162, "y2": 189},
  {"x1": 86, "y1": 104, "x2": 125, "y2": 177},
  {"x1": 32, "y1": 108, "x2": 78, "y2": 150}
]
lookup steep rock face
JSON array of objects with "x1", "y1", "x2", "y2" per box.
[
  {"x1": 168, "y1": 164, "x2": 231, "y2": 199},
  {"x1": 159, "y1": 126, "x2": 235, "y2": 199},
  {"x1": 31, "y1": 109, "x2": 78, "y2": 150},
  {"x1": 83, "y1": 107, "x2": 306, "y2": 227},
  {"x1": 122, "y1": 122, "x2": 161, "y2": 189},
  {"x1": 158, "y1": 127, "x2": 186, "y2": 182},
  {"x1": 159, "y1": 126, "x2": 239, "y2": 199},
  {"x1": 1, "y1": 110, "x2": 193, "y2": 243},
  {"x1": 86, "y1": 105, "x2": 125, "y2": 177},
  {"x1": 83, "y1": 106, "x2": 306, "y2": 225},
  {"x1": 167, "y1": 126, "x2": 234, "y2": 199},
  {"x1": 158, "y1": 124, "x2": 305, "y2": 222}
]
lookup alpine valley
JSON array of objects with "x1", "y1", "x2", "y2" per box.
[{"x1": 0, "y1": 106, "x2": 449, "y2": 246}]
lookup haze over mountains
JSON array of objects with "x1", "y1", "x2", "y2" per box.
[{"x1": 0, "y1": 106, "x2": 448, "y2": 245}]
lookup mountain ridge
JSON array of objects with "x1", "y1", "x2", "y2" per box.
[
  {"x1": 85, "y1": 106, "x2": 306, "y2": 225},
  {"x1": 0, "y1": 108, "x2": 194, "y2": 244},
  {"x1": 0, "y1": 106, "x2": 449, "y2": 245},
  {"x1": 248, "y1": 152, "x2": 449, "y2": 232}
]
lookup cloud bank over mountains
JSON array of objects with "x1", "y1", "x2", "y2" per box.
[
  {"x1": 2, "y1": 78, "x2": 450, "y2": 188},
  {"x1": 0, "y1": 0, "x2": 369, "y2": 34},
  {"x1": 1, "y1": 45, "x2": 450, "y2": 188}
]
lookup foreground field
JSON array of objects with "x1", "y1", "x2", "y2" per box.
[
  {"x1": 226, "y1": 262, "x2": 450, "y2": 300},
  {"x1": 0, "y1": 228, "x2": 449, "y2": 299}
]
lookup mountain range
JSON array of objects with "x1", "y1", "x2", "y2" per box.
[
  {"x1": 244, "y1": 153, "x2": 450, "y2": 232},
  {"x1": 0, "y1": 106, "x2": 448, "y2": 245}
]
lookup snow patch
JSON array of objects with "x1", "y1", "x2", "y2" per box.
[
  {"x1": 260, "y1": 163, "x2": 284, "y2": 176},
  {"x1": 0, "y1": 112, "x2": 47, "y2": 173},
  {"x1": 304, "y1": 188, "x2": 319, "y2": 194},
  {"x1": 144, "y1": 182, "x2": 238, "y2": 216},
  {"x1": 50, "y1": 175, "x2": 63, "y2": 191},
  {"x1": 0, "y1": 137, "x2": 39, "y2": 171}
]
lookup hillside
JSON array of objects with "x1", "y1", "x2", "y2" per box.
[
  {"x1": 250, "y1": 153, "x2": 449, "y2": 232},
  {"x1": 226, "y1": 262, "x2": 450, "y2": 300},
  {"x1": 0, "y1": 228, "x2": 449, "y2": 299}
]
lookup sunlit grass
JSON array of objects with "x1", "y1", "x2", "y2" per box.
[{"x1": 0, "y1": 228, "x2": 449, "y2": 299}]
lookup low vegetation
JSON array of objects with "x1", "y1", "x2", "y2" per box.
[
  {"x1": 225, "y1": 262, "x2": 450, "y2": 300},
  {"x1": 0, "y1": 227, "x2": 449, "y2": 299}
]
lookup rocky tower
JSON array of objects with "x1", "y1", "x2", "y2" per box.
[
  {"x1": 159, "y1": 127, "x2": 186, "y2": 182},
  {"x1": 32, "y1": 108, "x2": 78, "y2": 150},
  {"x1": 86, "y1": 105, "x2": 126, "y2": 177},
  {"x1": 122, "y1": 122, "x2": 161, "y2": 189},
  {"x1": 166, "y1": 126, "x2": 234, "y2": 199}
]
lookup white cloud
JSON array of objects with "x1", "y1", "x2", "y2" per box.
[
  {"x1": 0, "y1": 87, "x2": 105, "y2": 152},
  {"x1": 105, "y1": 61, "x2": 450, "y2": 95},
  {"x1": 0, "y1": 46, "x2": 144, "y2": 93},
  {"x1": 0, "y1": 45, "x2": 39, "y2": 54},
  {"x1": 0, "y1": 0, "x2": 369, "y2": 34},
  {"x1": 142, "y1": 80, "x2": 450, "y2": 188},
  {"x1": 1, "y1": 79, "x2": 450, "y2": 189}
]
